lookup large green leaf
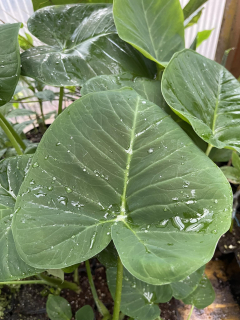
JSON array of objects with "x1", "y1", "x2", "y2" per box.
[
  {"x1": 182, "y1": 275, "x2": 215, "y2": 309},
  {"x1": 81, "y1": 73, "x2": 168, "y2": 112},
  {"x1": 82, "y1": 73, "x2": 231, "y2": 162},
  {"x1": 162, "y1": 49, "x2": 240, "y2": 152},
  {"x1": 170, "y1": 265, "x2": 205, "y2": 300},
  {"x1": 21, "y1": 4, "x2": 155, "y2": 86},
  {"x1": 75, "y1": 305, "x2": 94, "y2": 320},
  {"x1": 13, "y1": 89, "x2": 232, "y2": 284},
  {"x1": 0, "y1": 155, "x2": 41, "y2": 281},
  {"x1": 113, "y1": 0, "x2": 185, "y2": 67},
  {"x1": 0, "y1": 23, "x2": 21, "y2": 106},
  {"x1": 107, "y1": 266, "x2": 172, "y2": 320},
  {"x1": 46, "y1": 295, "x2": 72, "y2": 320},
  {"x1": 32, "y1": 0, "x2": 113, "y2": 11}
]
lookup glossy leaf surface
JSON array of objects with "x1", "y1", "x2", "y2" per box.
[
  {"x1": 171, "y1": 265, "x2": 205, "y2": 300},
  {"x1": 21, "y1": 4, "x2": 155, "y2": 86},
  {"x1": 0, "y1": 23, "x2": 21, "y2": 106},
  {"x1": 32, "y1": 0, "x2": 113, "y2": 11},
  {"x1": 13, "y1": 89, "x2": 232, "y2": 284},
  {"x1": 162, "y1": 49, "x2": 240, "y2": 152},
  {"x1": 81, "y1": 73, "x2": 168, "y2": 112},
  {"x1": 75, "y1": 305, "x2": 94, "y2": 320},
  {"x1": 113, "y1": 0, "x2": 185, "y2": 67},
  {"x1": 107, "y1": 266, "x2": 172, "y2": 320},
  {"x1": 0, "y1": 156, "x2": 40, "y2": 281},
  {"x1": 46, "y1": 295, "x2": 72, "y2": 320},
  {"x1": 182, "y1": 275, "x2": 215, "y2": 309}
]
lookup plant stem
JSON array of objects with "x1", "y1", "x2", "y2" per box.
[
  {"x1": 38, "y1": 100, "x2": 46, "y2": 132},
  {"x1": 187, "y1": 305, "x2": 194, "y2": 320},
  {"x1": 205, "y1": 144, "x2": 213, "y2": 157},
  {"x1": 74, "y1": 267, "x2": 79, "y2": 285},
  {"x1": 156, "y1": 64, "x2": 164, "y2": 81},
  {"x1": 58, "y1": 87, "x2": 64, "y2": 115},
  {"x1": 0, "y1": 113, "x2": 24, "y2": 155},
  {"x1": 85, "y1": 260, "x2": 110, "y2": 318},
  {"x1": 0, "y1": 280, "x2": 47, "y2": 285},
  {"x1": 38, "y1": 273, "x2": 80, "y2": 292},
  {"x1": 112, "y1": 257, "x2": 124, "y2": 320}
]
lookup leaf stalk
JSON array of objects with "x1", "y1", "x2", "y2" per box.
[{"x1": 112, "y1": 257, "x2": 124, "y2": 320}]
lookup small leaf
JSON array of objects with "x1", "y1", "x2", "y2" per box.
[
  {"x1": 0, "y1": 23, "x2": 21, "y2": 106},
  {"x1": 12, "y1": 89, "x2": 232, "y2": 285},
  {"x1": 97, "y1": 241, "x2": 118, "y2": 268},
  {"x1": 171, "y1": 265, "x2": 205, "y2": 300},
  {"x1": 18, "y1": 34, "x2": 33, "y2": 51},
  {"x1": 196, "y1": 29, "x2": 213, "y2": 48},
  {"x1": 21, "y1": 4, "x2": 155, "y2": 86},
  {"x1": 107, "y1": 266, "x2": 172, "y2": 320},
  {"x1": 35, "y1": 90, "x2": 55, "y2": 102},
  {"x1": 113, "y1": 0, "x2": 185, "y2": 67},
  {"x1": 75, "y1": 305, "x2": 94, "y2": 320},
  {"x1": 46, "y1": 295, "x2": 72, "y2": 320},
  {"x1": 221, "y1": 166, "x2": 240, "y2": 184},
  {"x1": 182, "y1": 275, "x2": 215, "y2": 309},
  {"x1": 183, "y1": 0, "x2": 208, "y2": 19},
  {"x1": 47, "y1": 269, "x2": 65, "y2": 281},
  {"x1": 162, "y1": 49, "x2": 240, "y2": 152},
  {"x1": 184, "y1": 8, "x2": 203, "y2": 28}
]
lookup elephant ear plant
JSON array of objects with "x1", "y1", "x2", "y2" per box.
[{"x1": 0, "y1": 0, "x2": 237, "y2": 319}]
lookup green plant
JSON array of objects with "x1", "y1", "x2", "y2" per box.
[{"x1": 0, "y1": 0, "x2": 236, "y2": 320}]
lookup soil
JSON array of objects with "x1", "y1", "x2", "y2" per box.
[{"x1": 1, "y1": 127, "x2": 240, "y2": 320}]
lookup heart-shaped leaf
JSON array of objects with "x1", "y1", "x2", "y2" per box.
[
  {"x1": 21, "y1": 4, "x2": 156, "y2": 86},
  {"x1": 113, "y1": 0, "x2": 185, "y2": 67},
  {"x1": 0, "y1": 23, "x2": 21, "y2": 106},
  {"x1": 75, "y1": 305, "x2": 94, "y2": 320},
  {"x1": 182, "y1": 275, "x2": 215, "y2": 309},
  {"x1": 170, "y1": 265, "x2": 205, "y2": 300},
  {"x1": 81, "y1": 73, "x2": 168, "y2": 112},
  {"x1": 162, "y1": 49, "x2": 240, "y2": 152},
  {"x1": 107, "y1": 266, "x2": 172, "y2": 320},
  {"x1": 12, "y1": 89, "x2": 232, "y2": 284},
  {"x1": 0, "y1": 155, "x2": 41, "y2": 281},
  {"x1": 46, "y1": 295, "x2": 72, "y2": 320}
]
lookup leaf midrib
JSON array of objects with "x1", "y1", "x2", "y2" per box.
[
  {"x1": 120, "y1": 97, "x2": 140, "y2": 216},
  {"x1": 211, "y1": 69, "x2": 223, "y2": 134}
]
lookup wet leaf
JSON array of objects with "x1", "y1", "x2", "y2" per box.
[
  {"x1": 0, "y1": 155, "x2": 41, "y2": 281},
  {"x1": 162, "y1": 49, "x2": 240, "y2": 152},
  {"x1": 107, "y1": 266, "x2": 172, "y2": 320},
  {"x1": 0, "y1": 23, "x2": 21, "y2": 106},
  {"x1": 75, "y1": 305, "x2": 94, "y2": 320},
  {"x1": 171, "y1": 265, "x2": 205, "y2": 300},
  {"x1": 13, "y1": 89, "x2": 232, "y2": 284},
  {"x1": 113, "y1": 0, "x2": 185, "y2": 67},
  {"x1": 21, "y1": 4, "x2": 155, "y2": 86},
  {"x1": 46, "y1": 295, "x2": 72, "y2": 320},
  {"x1": 81, "y1": 72, "x2": 168, "y2": 112},
  {"x1": 182, "y1": 275, "x2": 215, "y2": 309}
]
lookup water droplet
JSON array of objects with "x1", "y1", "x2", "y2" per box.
[
  {"x1": 56, "y1": 142, "x2": 61, "y2": 146},
  {"x1": 148, "y1": 148, "x2": 154, "y2": 154},
  {"x1": 65, "y1": 187, "x2": 72, "y2": 193},
  {"x1": 48, "y1": 186, "x2": 53, "y2": 191},
  {"x1": 57, "y1": 196, "x2": 68, "y2": 205},
  {"x1": 33, "y1": 162, "x2": 39, "y2": 168}
]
